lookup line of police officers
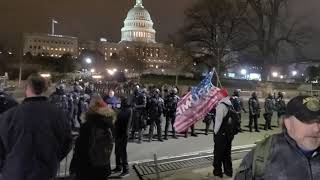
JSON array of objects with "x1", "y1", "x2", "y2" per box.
[{"x1": 0, "y1": 82, "x2": 287, "y2": 144}]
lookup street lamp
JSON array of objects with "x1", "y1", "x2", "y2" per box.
[{"x1": 272, "y1": 72, "x2": 278, "y2": 78}]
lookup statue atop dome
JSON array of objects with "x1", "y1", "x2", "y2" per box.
[{"x1": 135, "y1": 0, "x2": 144, "y2": 8}]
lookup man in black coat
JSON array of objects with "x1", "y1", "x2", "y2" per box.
[
  {"x1": 112, "y1": 97, "x2": 132, "y2": 178},
  {"x1": 0, "y1": 74, "x2": 72, "y2": 180}
]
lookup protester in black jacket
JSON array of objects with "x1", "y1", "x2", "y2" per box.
[
  {"x1": 0, "y1": 74, "x2": 72, "y2": 180},
  {"x1": 0, "y1": 89, "x2": 18, "y2": 114},
  {"x1": 112, "y1": 97, "x2": 133, "y2": 178},
  {"x1": 71, "y1": 94, "x2": 116, "y2": 180}
]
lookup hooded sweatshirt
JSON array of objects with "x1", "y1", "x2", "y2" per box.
[{"x1": 214, "y1": 97, "x2": 232, "y2": 134}]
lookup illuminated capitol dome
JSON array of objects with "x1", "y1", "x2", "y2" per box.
[{"x1": 121, "y1": 0, "x2": 156, "y2": 43}]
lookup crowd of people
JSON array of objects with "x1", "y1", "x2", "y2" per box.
[{"x1": 0, "y1": 74, "x2": 319, "y2": 180}]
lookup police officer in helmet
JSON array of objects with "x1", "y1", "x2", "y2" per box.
[
  {"x1": 164, "y1": 87, "x2": 179, "y2": 140},
  {"x1": 130, "y1": 85, "x2": 147, "y2": 144},
  {"x1": 148, "y1": 88, "x2": 164, "y2": 142}
]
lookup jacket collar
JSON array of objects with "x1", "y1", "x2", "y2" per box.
[
  {"x1": 23, "y1": 96, "x2": 48, "y2": 103},
  {"x1": 283, "y1": 132, "x2": 320, "y2": 158}
]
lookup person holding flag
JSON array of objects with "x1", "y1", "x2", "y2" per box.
[{"x1": 173, "y1": 70, "x2": 228, "y2": 134}]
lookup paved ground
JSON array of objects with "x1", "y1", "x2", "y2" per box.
[{"x1": 119, "y1": 112, "x2": 281, "y2": 165}]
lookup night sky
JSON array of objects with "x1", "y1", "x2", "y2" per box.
[{"x1": 0, "y1": 0, "x2": 319, "y2": 59}]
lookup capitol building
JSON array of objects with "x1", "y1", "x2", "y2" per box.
[
  {"x1": 80, "y1": 0, "x2": 175, "y2": 74},
  {"x1": 121, "y1": 0, "x2": 156, "y2": 43},
  {"x1": 23, "y1": 0, "x2": 177, "y2": 74}
]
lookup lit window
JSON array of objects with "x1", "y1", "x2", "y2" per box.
[
  {"x1": 51, "y1": 48, "x2": 54, "y2": 50},
  {"x1": 109, "y1": 52, "x2": 112, "y2": 56},
  {"x1": 63, "y1": 48, "x2": 66, "y2": 51},
  {"x1": 59, "y1": 48, "x2": 62, "y2": 51},
  {"x1": 55, "y1": 48, "x2": 58, "y2": 51}
]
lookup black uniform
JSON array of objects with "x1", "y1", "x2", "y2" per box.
[
  {"x1": 248, "y1": 95, "x2": 260, "y2": 132},
  {"x1": 276, "y1": 95, "x2": 286, "y2": 126},
  {"x1": 148, "y1": 94, "x2": 164, "y2": 142},
  {"x1": 264, "y1": 95, "x2": 274, "y2": 130},
  {"x1": 230, "y1": 95, "x2": 246, "y2": 132},
  {"x1": 130, "y1": 90, "x2": 147, "y2": 143},
  {"x1": 69, "y1": 91, "x2": 81, "y2": 128},
  {"x1": 164, "y1": 93, "x2": 179, "y2": 139},
  {"x1": 0, "y1": 91, "x2": 18, "y2": 114},
  {"x1": 114, "y1": 99, "x2": 132, "y2": 175},
  {"x1": 203, "y1": 108, "x2": 215, "y2": 135},
  {"x1": 49, "y1": 88, "x2": 74, "y2": 127}
]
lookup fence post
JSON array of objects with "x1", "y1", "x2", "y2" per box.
[{"x1": 153, "y1": 154, "x2": 160, "y2": 180}]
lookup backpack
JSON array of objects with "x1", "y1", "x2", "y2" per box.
[
  {"x1": 221, "y1": 102, "x2": 241, "y2": 136},
  {"x1": 89, "y1": 125, "x2": 113, "y2": 167},
  {"x1": 252, "y1": 136, "x2": 273, "y2": 178}
]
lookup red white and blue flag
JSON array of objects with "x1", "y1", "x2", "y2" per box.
[{"x1": 174, "y1": 71, "x2": 228, "y2": 133}]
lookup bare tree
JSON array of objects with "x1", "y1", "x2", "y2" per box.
[
  {"x1": 243, "y1": 0, "x2": 312, "y2": 80},
  {"x1": 181, "y1": 0, "x2": 248, "y2": 75},
  {"x1": 165, "y1": 44, "x2": 193, "y2": 86}
]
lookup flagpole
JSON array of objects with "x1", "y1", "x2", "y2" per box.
[
  {"x1": 51, "y1": 19, "x2": 54, "y2": 35},
  {"x1": 214, "y1": 68, "x2": 222, "y2": 88}
]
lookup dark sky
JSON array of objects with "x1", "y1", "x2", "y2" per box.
[
  {"x1": 0, "y1": 0, "x2": 320, "y2": 59},
  {"x1": 0, "y1": 0, "x2": 196, "y2": 49}
]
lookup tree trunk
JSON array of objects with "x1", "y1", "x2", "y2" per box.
[{"x1": 175, "y1": 73, "x2": 179, "y2": 86}]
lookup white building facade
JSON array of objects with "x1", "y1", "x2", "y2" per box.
[{"x1": 23, "y1": 33, "x2": 78, "y2": 58}]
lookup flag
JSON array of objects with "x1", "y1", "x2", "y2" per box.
[
  {"x1": 174, "y1": 71, "x2": 228, "y2": 133},
  {"x1": 52, "y1": 19, "x2": 58, "y2": 24}
]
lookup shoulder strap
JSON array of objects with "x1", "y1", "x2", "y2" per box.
[{"x1": 252, "y1": 136, "x2": 273, "y2": 178}]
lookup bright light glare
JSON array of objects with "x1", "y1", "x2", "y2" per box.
[
  {"x1": 92, "y1": 75, "x2": 102, "y2": 79},
  {"x1": 40, "y1": 73, "x2": 51, "y2": 78},
  {"x1": 240, "y1": 69, "x2": 247, "y2": 75},
  {"x1": 124, "y1": 69, "x2": 128, "y2": 73},
  {"x1": 292, "y1": 71, "x2": 297, "y2": 76},
  {"x1": 280, "y1": 75, "x2": 284, "y2": 79},
  {"x1": 90, "y1": 69, "x2": 95, "y2": 73},
  {"x1": 272, "y1": 72, "x2": 278, "y2": 77},
  {"x1": 107, "y1": 69, "x2": 117, "y2": 76},
  {"x1": 85, "y1": 58, "x2": 92, "y2": 64},
  {"x1": 249, "y1": 73, "x2": 261, "y2": 81}
]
